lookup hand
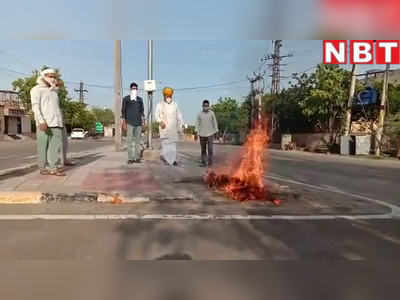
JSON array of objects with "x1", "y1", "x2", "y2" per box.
[
  {"x1": 122, "y1": 120, "x2": 127, "y2": 131},
  {"x1": 160, "y1": 121, "x2": 166, "y2": 129},
  {"x1": 39, "y1": 123, "x2": 48, "y2": 132}
]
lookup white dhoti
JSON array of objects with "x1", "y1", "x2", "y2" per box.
[{"x1": 161, "y1": 138, "x2": 177, "y2": 165}]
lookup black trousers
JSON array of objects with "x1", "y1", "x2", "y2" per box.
[{"x1": 200, "y1": 135, "x2": 214, "y2": 165}]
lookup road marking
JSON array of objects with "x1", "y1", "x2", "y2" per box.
[
  {"x1": 267, "y1": 173, "x2": 400, "y2": 217},
  {"x1": 23, "y1": 155, "x2": 37, "y2": 159},
  {"x1": 0, "y1": 213, "x2": 394, "y2": 221}
]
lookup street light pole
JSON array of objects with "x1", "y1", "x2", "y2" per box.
[
  {"x1": 114, "y1": 40, "x2": 122, "y2": 152},
  {"x1": 147, "y1": 40, "x2": 153, "y2": 150}
]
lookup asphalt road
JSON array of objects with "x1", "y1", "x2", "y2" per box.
[
  {"x1": 1, "y1": 142, "x2": 400, "y2": 299},
  {"x1": 0, "y1": 137, "x2": 114, "y2": 171},
  {"x1": 0, "y1": 219, "x2": 399, "y2": 299}
]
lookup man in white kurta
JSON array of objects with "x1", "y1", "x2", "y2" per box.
[{"x1": 155, "y1": 87, "x2": 184, "y2": 166}]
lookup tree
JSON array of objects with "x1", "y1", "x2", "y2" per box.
[
  {"x1": 212, "y1": 97, "x2": 241, "y2": 137},
  {"x1": 63, "y1": 102, "x2": 96, "y2": 131},
  {"x1": 91, "y1": 107, "x2": 115, "y2": 126}
]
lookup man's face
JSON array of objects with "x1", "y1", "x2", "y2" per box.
[
  {"x1": 203, "y1": 103, "x2": 210, "y2": 112},
  {"x1": 44, "y1": 73, "x2": 57, "y2": 86},
  {"x1": 130, "y1": 86, "x2": 138, "y2": 98}
]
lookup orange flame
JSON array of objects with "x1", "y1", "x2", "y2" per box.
[{"x1": 205, "y1": 120, "x2": 277, "y2": 203}]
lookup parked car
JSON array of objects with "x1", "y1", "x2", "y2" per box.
[{"x1": 70, "y1": 128, "x2": 88, "y2": 139}]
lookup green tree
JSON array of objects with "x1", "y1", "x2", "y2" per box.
[
  {"x1": 212, "y1": 97, "x2": 241, "y2": 137},
  {"x1": 91, "y1": 107, "x2": 115, "y2": 126},
  {"x1": 63, "y1": 101, "x2": 96, "y2": 131}
]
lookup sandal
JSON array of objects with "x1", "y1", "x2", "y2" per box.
[
  {"x1": 40, "y1": 169, "x2": 50, "y2": 175},
  {"x1": 48, "y1": 170, "x2": 66, "y2": 177}
]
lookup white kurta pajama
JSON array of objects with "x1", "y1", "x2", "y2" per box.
[{"x1": 155, "y1": 100, "x2": 184, "y2": 165}]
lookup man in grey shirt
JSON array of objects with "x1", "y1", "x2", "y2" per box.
[{"x1": 195, "y1": 100, "x2": 219, "y2": 167}]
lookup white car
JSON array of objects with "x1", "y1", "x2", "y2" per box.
[{"x1": 70, "y1": 128, "x2": 87, "y2": 139}]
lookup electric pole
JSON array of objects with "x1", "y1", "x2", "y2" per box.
[
  {"x1": 147, "y1": 40, "x2": 154, "y2": 150},
  {"x1": 375, "y1": 63, "x2": 390, "y2": 157},
  {"x1": 114, "y1": 40, "x2": 122, "y2": 152},
  {"x1": 344, "y1": 64, "x2": 358, "y2": 136},
  {"x1": 247, "y1": 72, "x2": 265, "y2": 128},
  {"x1": 74, "y1": 81, "x2": 88, "y2": 103},
  {"x1": 263, "y1": 40, "x2": 292, "y2": 140}
]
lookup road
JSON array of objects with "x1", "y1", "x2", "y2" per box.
[
  {"x1": 1, "y1": 142, "x2": 400, "y2": 299},
  {"x1": 0, "y1": 137, "x2": 114, "y2": 171}
]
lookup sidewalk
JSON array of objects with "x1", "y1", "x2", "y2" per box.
[{"x1": 0, "y1": 141, "x2": 391, "y2": 217}]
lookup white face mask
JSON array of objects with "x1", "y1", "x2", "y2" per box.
[
  {"x1": 130, "y1": 90, "x2": 138, "y2": 99},
  {"x1": 166, "y1": 97, "x2": 172, "y2": 103}
]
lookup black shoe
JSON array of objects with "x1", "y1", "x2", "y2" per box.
[
  {"x1": 173, "y1": 161, "x2": 178, "y2": 166},
  {"x1": 134, "y1": 159, "x2": 142, "y2": 163},
  {"x1": 127, "y1": 160, "x2": 134, "y2": 164}
]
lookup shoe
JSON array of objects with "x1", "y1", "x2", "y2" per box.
[
  {"x1": 127, "y1": 160, "x2": 134, "y2": 164},
  {"x1": 199, "y1": 162, "x2": 207, "y2": 167},
  {"x1": 134, "y1": 159, "x2": 142, "y2": 163},
  {"x1": 173, "y1": 161, "x2": 178, "y2": 166}
]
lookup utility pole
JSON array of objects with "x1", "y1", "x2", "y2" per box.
[
  {"x1": 114, "y1": 40, "x2": 122, "y2": 152},
  {"x1": 147, "y1": 40, "x2": 154, "y2": 150},
  {"x1": 255, "y1": 73, "x2": 265, "y2": 122},
  {"x1": 263, "y1": 40, "x2": 292, "y2": 140},
  {"x1": 74, "y1": 81, "x2": 88, "y2": 103},
  {"x1": 247, "y1": 72, "x2": 265, "y2": 128},
  {"x1": 247, "y1": 75, "x2": 257, "y2": 129},
  {"x1": 344, "y1": 64, "x2": 358, "y2": 135},
  {"x1": 375, "y1": 63, "x2": 390, "y2": 157}
]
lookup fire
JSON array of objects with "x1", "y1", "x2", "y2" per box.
[{"x1": 205, "y1": 121, "x2": 278, "y2": 204}]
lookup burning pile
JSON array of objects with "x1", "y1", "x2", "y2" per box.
[{"x1": 204, "y1": 123, "x2": 280, "y2": 205}]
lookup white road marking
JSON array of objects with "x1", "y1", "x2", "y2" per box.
[
  {"x1": 267, "y1": 173, "x2": 400, "y2": 217},
  {"x1": 0, "y1": 213, "x2": 394, "y2": 221}
]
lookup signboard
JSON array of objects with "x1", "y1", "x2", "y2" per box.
[
  {"x1": 144, "y1": 80, "x2": 156, "y2": 92},
  {"x1": 357, "y1": 87, "x2": 378, "y2": 105},
  {"x1": 95, "y1": 122, "x2": 104, "y2": 133}
]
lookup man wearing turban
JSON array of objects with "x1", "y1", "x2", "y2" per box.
[{"x1": 155, "y1": 87, "x2": 184, "y2": 166}]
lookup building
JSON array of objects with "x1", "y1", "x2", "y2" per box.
[
  {"x1": 361, "y1": 68, "x2": 400, "y2": 85},
  {"x1": 0, "y1": 90, "x2": 31, "y2": 140}
]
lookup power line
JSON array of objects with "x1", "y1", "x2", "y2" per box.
[{"x1": 0, "y1": 65, "x2": 248, "y2": 92}]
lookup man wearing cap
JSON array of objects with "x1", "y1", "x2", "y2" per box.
[
  {"x1": 30, "y1": 68, "x2": 66, "y2": 176},
  {"x1": 155, "y1": 87, "x2": 184, "y2": 166},
  {"x1": 121, "y1": 82, "x2": 145, "y2": 164}
]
